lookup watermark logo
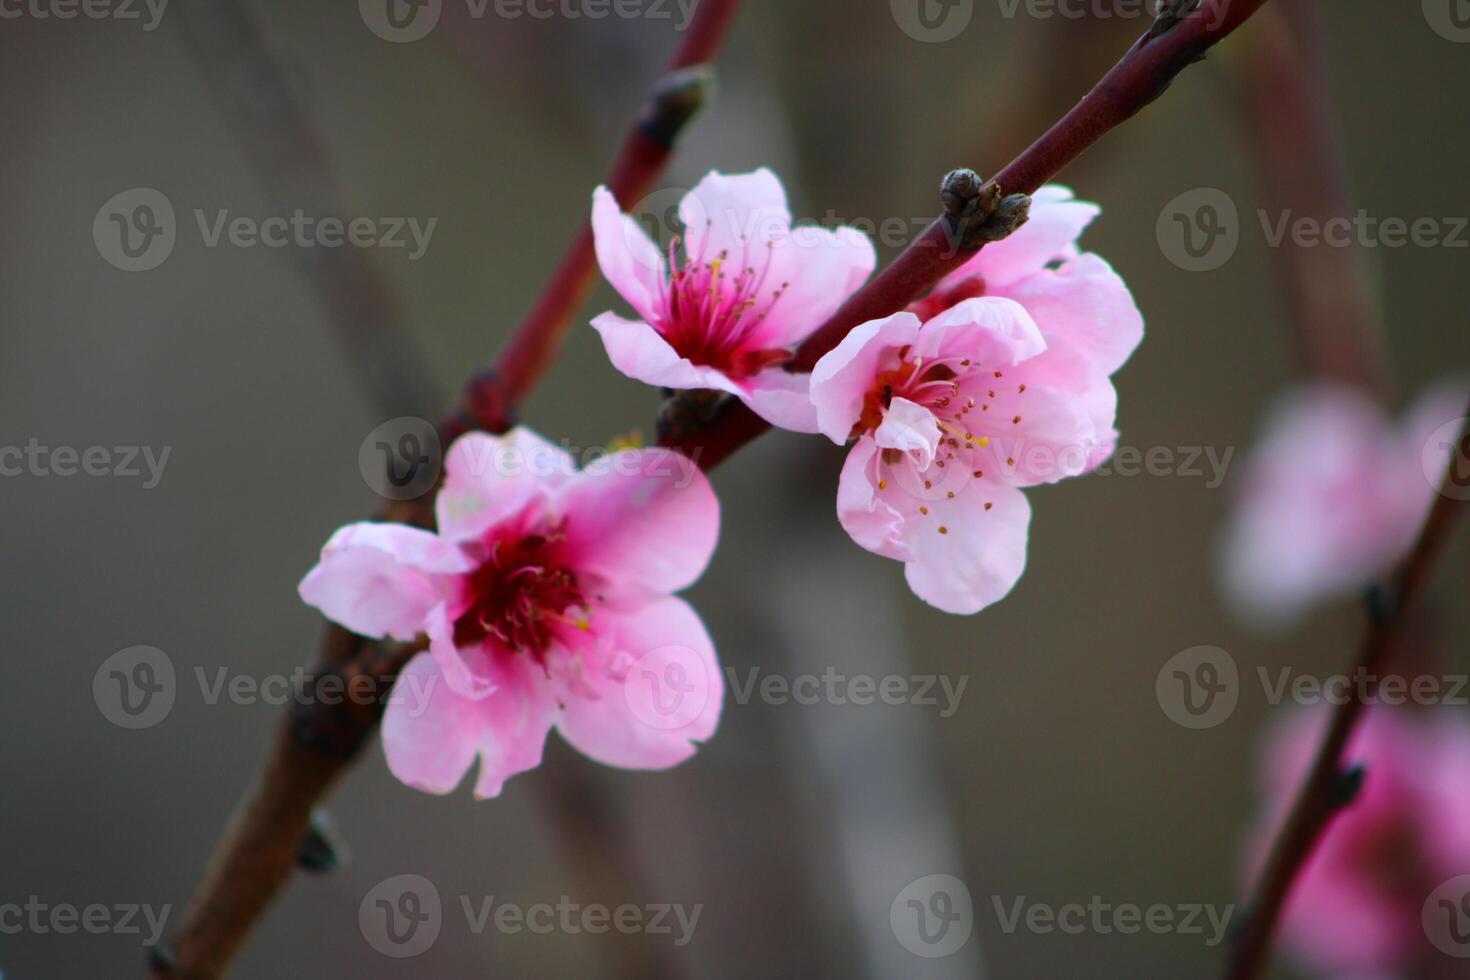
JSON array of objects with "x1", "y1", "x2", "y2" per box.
[
  {"x1": 1156, "y1": 188, "x2": 1239, "y2": 272},
  {"x1": 360, "y1": 417, "x2": 442, "y2": 501},
  {"x1": 992, "y1": 895, "x2": 1234, "y2": 945},
  {"x1": 1424, "y1": 0, "x2": 1470, "y2": 42},
  {"x1": 622, "y1": 645, "x2": 711, "y2": 732},
  {"x1": 891, "y1": 0, "x2": 974, "y2": 42},
  {"x1": 94, "y1": 188, "x2": 176, "y2": 272},
  {"x1": 891, "y1": 874, "x2": 974, "y2": 958},
  {"x1": 360, "y1": 0, "x2": 442, "y2": 41},
  {"x1": 1422, "y1": 417, "x2": 1470, "y2": 501},
  {"x1": 0, "y1": 897, "x2": 170, "y2": 946},
  {"x1": 1156, "y1": 645, "x2": 1238, "y2": 729},
  {"x1": 1424, "y1": 875, "x2": 1470, "y2": 957},
  {"x1": 0, "y1": 0, "x2": 168, "y2": 30},
  {"x1": 93, "y1": 646, "x2": 176, "y2": 730},
  {"x1": 360, "y1": 874, "x2": 442, "y2": 958}
]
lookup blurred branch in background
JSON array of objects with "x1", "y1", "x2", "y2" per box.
[
  {"x1": 1234, "y1": 0, "x2": 1390, "y2": 396},
  {"x1": 1223, "y1": 405, "x2": 1470, "y2": 980},
  {"x1": 179, "y1": 0, "x2": 439, "y2": 420},
  {"x1": 155, "y1": 0, "x2": 743, "y2": 974},
  {"x1": 772, "y1": 526, "x2": 987, "y2": 980},
  {"x1": 659, "y1": 0, "x2": 1277, "y2": 470}
]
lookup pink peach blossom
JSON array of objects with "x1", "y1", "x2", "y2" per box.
[
  {"x1": 590, "y1": 168, "x2": 876, "y2": 432},
  {"x1": 1244, "y1": 707, "x2": 1470, "y2": 975},
  {"x1": 807, "y1": 186, "x2": 1142, "y2": 614},
  {"x1": 298, "y1": 428, "x2": 723, "y2": 798},
  {"x1": 1218, "y1": 381, "x2": 1466, "y2": 629}
]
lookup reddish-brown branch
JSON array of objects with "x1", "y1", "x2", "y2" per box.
[
  {"x1": 660, "y1": 0, "x2": 1273, "y2": 470},
  {"x1": 1235, "y1": 1, "x2": 1389, "y2": 395},
  {"x1": 1224, "y1": 407, "x2": 1470, "y2": 980},
  {"x1": 156, "y1": 5, "x2": 742, "y2": 976}
]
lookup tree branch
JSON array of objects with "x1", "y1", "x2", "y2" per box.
[
  {"x1": 1223, "y1": 405, "x2": 1470, "y2": 980},
  {"x1": 154, "y1": 3, "x2": 741, "y2": 974},
  {"x1": 659, "y1": 0, "x2": 1273, "y2": 470},
  {"x1": 1235, "y1": 0, "x2": 1389, "y2": 395}
]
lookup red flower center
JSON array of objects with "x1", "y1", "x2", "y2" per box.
[
  {"x1": 453, "y1": 526, "x2": 587, "y2": 661},
  {"x1": 656, "y1": 237, "x2": 792, "y2": 376}
]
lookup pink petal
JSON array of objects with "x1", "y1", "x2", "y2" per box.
[
  {"x1": 298, "y1": 522, "x2": 471, "y2": 641},
  {"x1": 436, "y1": 429, "x2": 571, "y2": 544},
  {"x1": 737, "y1": 367, "x2": 820, "y2": 434},
  {"x1": 955, "y1": 184, "x2": 1099, "y2": 289},
  {"x1": 590, "y1": 312, "x2": 744, "y2": 394},
  {"x1": 810, "y1": 312, "x2": 923, "y2": 444},
  {"x1": 994, "y1": 253, "x2": 1143, "y2": 377},
  {"x1": 382, "y1": 650, "x2": 557, "y2": 799},
  {"x1": 425, "y1": 601, "x2": 497, "y2": 700},
  {"x1": 554, "y1": 597, "x2": 723, "y2": 770},
  {"x1": 1218, "y1": 384, "x2": 1414, "y2": 627},
  {"x1": 752, "y1": 223, "x2": 876, "y2": 350},
  {"x1": 874, "y1": 396, "x2": 940, "y2": 469},
  {"x1": 912, "y1": 296, "x2": 1047, "y2": 367},
  {"x1": 974, "y1": 351, "x2": 1112, "y2": 486},
  {"x1": 678, "y1": 168, "x2": 790, "y2": 266},
  {"x1": 555, "y1": 448, "x2": 719, "y2": 602},
  {"x1": 591, "y1": 185, "x2": 666, "y2": 324},
  {"x1": 896, "y1": 477, "x2": 1032, "y2": 614},
  {"x1": 836, "y1": 438, "x2": 909, "y2": 560}
]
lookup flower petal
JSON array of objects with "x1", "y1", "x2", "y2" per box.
[
  {"x1": 678, "y1": 168, "x2": 790, "y2": 265},
  {"x1": 591, "y1": 185, "x2": 665, "y2": 323},
  {"x1": 875, "y1": 396, "x2": 941, "y2": 469},
  {"x1": 897, "y1": 478, "x2": 1032, "y2": 615},
  {"x1": 382, "y1": 650, "x2": 557, "y2": 799},
  {"x1": 436, "y1": 429, "x2": 572, "y2": 544},
  {"x1": 956, "y1": 184, "x2": 1099, "y2": 288},
  {"x1": 555, "y1": 597, "x2": 723, "y2": 770},
  {"x1": 556, "y1": 448, "x2": 720, "y2": 602},
  {"x1": 912, "y1": 296, "x2": 1047, "y2": 367},
  {"x1": 752, "y1": 223, "x2": 876, "y2": 350},
  {"x1": 590, "y1": 312, "x2": 744, "y2": 394},
  {"x1": 737, "y1": 367, "x2": 820, "y2": 433},
  {"x1": 298, "y1": 522, "x2": 470, "y2": 641},
  {"x1": 836, "y1": 438, "x2": 909, "y2": 560},
  {"x1": 995, "y1": 253, "x2": 1143, "y2": 377},
  {"x1": 810, "y1": 312, "x2": 923, "y2": 444}
]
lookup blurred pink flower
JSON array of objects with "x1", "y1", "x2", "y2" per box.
[
  {"x1": 1218, "y1": 381, "x2": 1465, "y2": 628},
  {"x1": 299, "y1": 428, "x2": 723, "y2": 798},
  {"x1": 807, "y1": 186, "x2": 1142, "y2": 614},
  {"x1": 1244, "y1": 708, "x2": 1470, "y2": 975},
  {"x1": 590, "y1": 168, "x2": 876, "y2": 432}
]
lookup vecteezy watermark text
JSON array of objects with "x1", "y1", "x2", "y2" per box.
[
  {"x1": 727, "y1": 667, "x2": 968, "y2": 717},
  {"x1": 0, "y1": 440, "x2": 170, "y2": 488},
  {"x1": 93, "y1": 646, "x2": 438, "y2": 730},
  {"x1": 358, "y1": 875, "x2": 701, "y2": 958},
  {"x1": 359, "y1": 0, "x2": 701, "y2": 43},
  {"x1": 991, "y1": 895, "x2": 1235, "y2": 946},
  {"x1": 93, "y1": 188, "x2": 437, "y2": 272},
  {"x1": 0, "y1": 897, "x2": 170, "y2": 946},
  {"x1": 0, "y1": 0, "x2": 167, "y2": 29},
  {"x1": 1157, "y1": 645, "x2": 1470, "y2": 729},
  {"x1": 1158, "y1": 188, "x2": 1469, "y2": 272}
]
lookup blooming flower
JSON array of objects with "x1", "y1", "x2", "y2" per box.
[
  {"x1": 590, "y1": 168, "x2": 876, "y2": 432},
  {"x1": 807, "y1": 186, "x2": 1142, "y2": 614},
  {"x1": 298, "y1": 428, "x2": 723, "y2": 798},
  {"x1": 1243, "y1": 707, "x2": 1470, "y2": 975},
  {"x1": 1218, "y1": 381, "x2": 1465, "y2": 629}
]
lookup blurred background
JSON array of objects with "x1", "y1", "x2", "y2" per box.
[{"x1": 2, "y1": 0, "x2": 1468, "y2": 976}]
